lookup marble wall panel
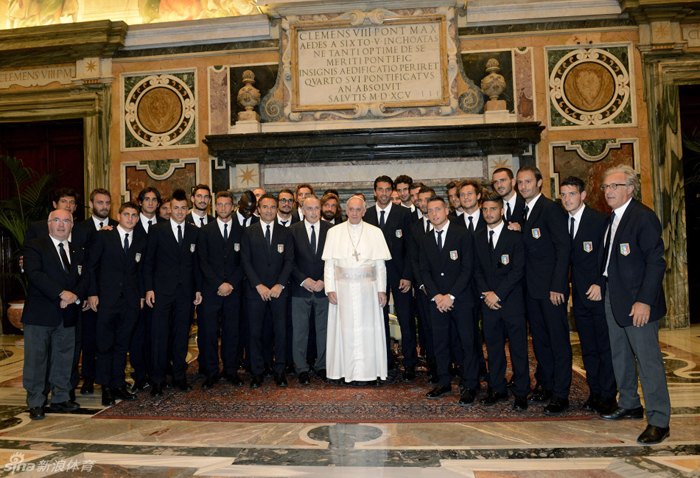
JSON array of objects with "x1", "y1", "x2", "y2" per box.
[
  {"x1": 121, "y1": 159, "x2": 199, "y2": 202},
  {"x1": 208, "y1": 66, "x2": 230, "y2": 135},
  {"x1": 514, "y1": 47, "x2": 535, "y2": 122},
  {"x1": 551, "y1": 139, "x2": 637, "y2": 212}
]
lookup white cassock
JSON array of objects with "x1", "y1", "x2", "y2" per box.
[{"x1": 322, "y1": 220, "x2": 391, "y2": 382}]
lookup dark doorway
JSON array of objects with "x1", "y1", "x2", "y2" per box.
[
  {"x1": 679, "y1": 85, "x2": 700, "y2": 324},
  {"x1": 0, "y1": 119, "x2": 85, "y2": 333}
]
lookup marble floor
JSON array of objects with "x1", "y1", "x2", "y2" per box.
[{"x1": 0, "y1": 326, "x2": 698, "y2": 477}]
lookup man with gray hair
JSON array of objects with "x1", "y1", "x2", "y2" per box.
[{"x1": 598, "y1": 165, "x2": 671, "y2": 445}]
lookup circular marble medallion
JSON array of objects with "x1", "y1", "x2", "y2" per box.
[
  {"x1": 563, "y1": 62, "x2": 615, "y2": 112},
  {"x1": 137, "y1": 87, "x2": 182, "y2": 134}
]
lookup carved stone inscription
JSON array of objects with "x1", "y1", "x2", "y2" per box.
[{"x1": 292, "y1": 16, "x2": 447, "y2": 111}]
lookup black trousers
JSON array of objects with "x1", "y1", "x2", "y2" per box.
[
  {"x1": 526, "y1": 294, "x2": 572, "y2": 399},
  {"x1": 573, "y1": 294, "x2": 617, "y2": 399},
  {"x1": 414, "y1": 289, "x2": 435, "y2": 368},
  {"x1": 81, "y1": 308, "x2": 97, "y2": 379},
  {"x1": 198, "y1": 293, "x2": 241, "y2": 376},
  {"x1": 383, "y1": 274, "x2": 416, "y2": 370},
  {"x1": 129, "y1": 305, "x2": 153, "y2": 381},
  {"x1": 150, "y1": 286, "x2": 193, "y2": 384},
  {"x1": 430, "y1": 301, "x2": 477, "y2": 388},
  {"x1": 96, "y1": 302, "x2": 139, "y2": 389},
  {"x1": 482, "y1": 311, "x2": 529, "y2": 397},
  {"x1": 247, "y1": 294, "x2": 287, "y2": 375}
]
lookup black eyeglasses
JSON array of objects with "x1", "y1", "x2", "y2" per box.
[{"x1": 600, "y1": 183, "x2": 627, "y2": 191}]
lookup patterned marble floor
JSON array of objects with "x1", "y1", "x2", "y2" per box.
[{"x1": 0, "y1": 325, "x2": 698, "y2": 477}]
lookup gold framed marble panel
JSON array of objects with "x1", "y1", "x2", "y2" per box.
[
  {"x1": 121, "y1": 69, "x2": 198, "y2": 151},
  {"x1": 120, "y1": 158, "x2": 200, "y2": 203},
  {"x1": 290, "y1": 12, "x2": 449, "y2": 112},
  {"x1": 546, "y1": 44, "x2": 636, "y2": 130}
]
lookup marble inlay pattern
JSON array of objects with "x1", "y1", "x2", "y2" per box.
[{"x1": 208, "y1": 66, "x2": 230, "y2": 135}]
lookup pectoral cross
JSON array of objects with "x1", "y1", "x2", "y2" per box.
[{"x1": 352, "y1": 250, "x2": 360, "y2": 261}]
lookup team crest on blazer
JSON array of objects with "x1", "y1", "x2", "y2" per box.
[
  {"x1": 278, "y1": 244, "x2": 284, "y2": 253},
  {"x1": 532, "y1": 228, "x2": 541, "y2": 239},
  {"x1": 135, "y1": 253, "x2": 142, "y2": 262},
  {"x1": 190, "y1": 244, "x2": 196, "y2": 253},
  {"x1": 501, "y1": 254, "x2": 510, "y2": 265},
  {"x1": 450, "y1": 250, "x2": 458, "y2": 260},
  {"x1": 77, "y1": 265, "x2": 82, "y2": 275},
  {"x1": 234, "y1": 243, "x2": 240, "y2": 252},
  {"x1": 395, "y1": 229, "x2": 403, "y2": 238},
  {"x1": 620, "y1": 243, "x2": 630, "y2": 256},
  {"x1": 583, "y1": 242, "x2": 593, "y2": 253}
]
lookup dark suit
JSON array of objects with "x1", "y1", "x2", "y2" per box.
[
  {"x1": 197, "y1": 219, "x2": 245, "y2": 378},
  {"x1": 602, "y1": 199, "x2": 670, "y2": 428},
  {"x1": 521, "y1": 195, "x2": 572, "y2": 399},
  {"x1": 22, "y1": 236, "x2": 88, "y2": 408},
  {"x1": 241, "y1": 222, "x2": 294, "y2": 375},
  {"x1": 143, "y1": 220, "x2": 201, "y2": 384},
  {"x1": 473, "y1": 225, "x2": 529, "y2": 397},
  {"x1": 278, "y1": 214, "x2": 301, "y2": 366},
  {"x1": 503, "y1": 194, "x2": 526, "y2": 226},
  {"x1": 87, "y1": 228, "x2": 146, "y2": 389},
  {"x1": 289, "y1": 220, "x2": 330, "y2": 373},
  {"x1": 459, "y1": 212, "x2": 487, "y2": 234},
  {"x1": 419, "y1": 221, "x2": 478, "y2": 389},
  {"x1": 409, "y1": 218, "x2": 435, "y2": 372},
  {"x1": 365, "y1": 204, "x2": 416, "y2": 370},
  {"x1": 569, "y1": 206, "x2": 616, "y2": 401},
  {"x1": 187, "y1": 212, "x2": 214, "y2": 228},
  {"x1": 72, "y1": 217, "x2": 117, "y2": 388}
]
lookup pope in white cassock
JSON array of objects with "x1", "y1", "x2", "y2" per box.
[{"x1": 322, "y1": 196, "x2": 392, "y2": 383}]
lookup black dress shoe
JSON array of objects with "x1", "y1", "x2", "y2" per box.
[
  {"x1": 80, "y1": 377, "x2": 94, "y2": 395},
  {"x1": 402, "y1": 370, "x2": 416, "y2": 383},
  {"x1": 601, "y1": 406, "x2": 644, "y2": 421},
  {"x1": 528, "y1": 384, "x2": 553, "y2": 403},
  {"x1": 637, "y1": 424, "x2": 670, "y2": 445},
  {"x1": 513, "y1": 396, "x2": 528, "y2": 411},
  {"x1": 544, "y1": 396, "x2": 569, "y2": 415},
  {"x1": 275, "y1": 373, "x2": 288, "y2": 387},
  {"x1": 49, "y1": 400, "x2": 80, "y2": 413},
  {"x1": 173, "y1": 379, "x2": 192, "y2": 392},
  {"x1": 131, "y1": 378, "x2": 150, "y2": 393},
  {"x1": 315, "y1": 369, "x2": 327, "y2": 382},
  {"x1": 101, "y1": 388, "x2": 116, "y2": 406},
  {"x1": 150, "y1": 382, "x2": 164, "y2": 397},
  {"x1": 202, "y1": 375, "x2": 218, "y2": 390},
  {"x1": 113, "y1": 386, "x2": 137, "y2": 401},
  {"x1": 228, "y1": 373, "x2": 244, "y2": 386},
  {"x1": 250, "y1": 375, "x2": 263, "y2": 388},
  {"x1": 480, "y1": 390, "x2": 508, "y2": 406},
  {"x1": 263, "y1": 363, "x2": 274, "y2": 377},
  {"x1": 298, "y1": 372, "x2": 310, "y2": 385},
  {"x1": 426, "y1": 385, "x2": 452, "y2": 399},
  {"x1": 458, "y1": 388, "x2": 478, "y2": 407},
  {"x1": 29, "y1": 406, "x2": 45, "y2": 420},
  {"x1": 595, "y1": 397, "x2": 618, "y2": 415},
  {"x1": 581, "y1": 393, "x2": 600, "y2": 411}
]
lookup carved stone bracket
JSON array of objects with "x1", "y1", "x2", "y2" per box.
[{"x1": 204, "y1": 122, "x2": 544, "y2": 165}]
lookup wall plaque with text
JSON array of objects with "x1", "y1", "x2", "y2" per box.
[{"x1": 291, "y1": 15, "x2": 448, "y2": 112}]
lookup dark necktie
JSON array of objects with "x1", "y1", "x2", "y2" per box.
[
  {"x1": 281, "y1": 220, "x2": 288, "y2": 227},
  {"x1": 99, "y1": 221, "x2": 104, "y2": 229},
  {"x1": 124, "y1": 233, "x2": 129, "y2": 254},
  {"x1": 436, "y1": 230, "x2": 443, "y2": 251},
  {"x1": 505, "y1": 202, "x2": 512, "y2": 222},
  {"x1": 379, "y1": 210, "x2": 385, "y2": 229},
  {"x1": 603, "y1": 212, "x2": 616, "y2": 274},
  {"x1": 570, "y1": 217, "x2": 575, "y2": 239},
  {"x1": 489, "y1": 230, "x2": 494, "y2": 249},
  {"x1": 200, "y1": 217, "x2": 205, "y2": 228},
  {"x1": 58, "y1": 242, "x2": 70, "y2": 274},
  {"x1": 148, "y1": 220, "x2": 152, "y2": 232},
  {"x1": 265, "y1": 224, "x2": 271, "y2": 248},
  {"x1": 522, "y1": 205, "x2": 529, "y2": 226},
  {"x1": 425, "y1": 220, "x2": 430, "y2": 234},
  {"x1": 177, "y1": 224, "x2": 183, "y2": 244},
  {"x1": 468, "y1": 216, "x2": 474, "y2": 233},
  {"x1": 310, "y1": 224, "x2": 316, "y2": 254},
  {"x1": 223, "y1": 223, "x2": 228, "y2": 241}
]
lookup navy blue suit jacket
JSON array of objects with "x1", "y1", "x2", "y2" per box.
[
  {"x1": 521, "y1": 195, "x2": 571, "y2": 299},
  {"x1": 603, "y1": 199, "x2": 666, "y2": 326},
  {"x1": 289, "y1": 220, "x2": 330, "y2": 298},
  {"x1": 365, "y1": 205, "x2": 412, "y2": 283},
  {"x1": 241, "y1": 222, "x2": 294, "y2": 299},
  {"x1": 197, "y1": 220, "x2": 245, "y2": 298},
  {"x1": 143, "y1": 220, "x2": 201, "y2": 296},
  {"x1": 570, "y1": 205, "x2": 607, "y2": 306}
]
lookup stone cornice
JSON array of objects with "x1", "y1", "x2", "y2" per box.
[
  {"x1": 0, "y1": 20, "x2": 127, "y2": 70},
  {"x1": 465, "y1": 0, "x2": 623, "y2": 26},
  {"x1": 619, "y1": 1, "x2": 700, "y2": 23},
  {"x1": 258, "y1": 0, "x2": 466, "y2": 17}
]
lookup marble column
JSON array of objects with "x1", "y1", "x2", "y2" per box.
[{"x1": 83, "y1": 85, "x2": 112, "y2": 195}]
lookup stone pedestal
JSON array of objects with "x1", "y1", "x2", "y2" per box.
[
  {"x1": 235, "y1": 120, "x2": 262, "y2": 134},
  {"x1": 484, "y1": 99, "x2": 507, "y2": 112},
  {"x1": 483, "y1": 110, "x2": 512, "y2": 123}
]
